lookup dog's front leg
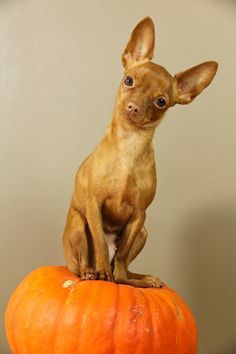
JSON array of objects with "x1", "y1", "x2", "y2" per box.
[
  {"x1": 86, "y1": 197, "x2": 112, "y2": 280},
  {"x1": 113, "y1": 210, "x2": 146, "y2": 284}
]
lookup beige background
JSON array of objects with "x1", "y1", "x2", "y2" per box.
[{"x1": 1, "y1": 0, "x2": 235, "y2": 353}]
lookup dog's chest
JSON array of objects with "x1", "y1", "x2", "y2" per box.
[
  {"x1": 118, "y1": 136, "x2": 156, "y2": 205},
  {"x1": 102, "y1": 156, "x2": 156, "y2": 224},
  {"x1": 100, "y1": 129, "x2": 157, "y2": 224}
]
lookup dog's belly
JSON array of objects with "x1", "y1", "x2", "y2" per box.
[
  {"x1": 104, "y1": 232, "x2": 118, "y2": 262},
  {"x1": 102, "y1": 198, "x2": 133, "y2": 263}
]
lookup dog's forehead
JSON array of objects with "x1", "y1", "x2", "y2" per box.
[{"x1": 127, "y1": 62, "x2": 173, "y2": 89}]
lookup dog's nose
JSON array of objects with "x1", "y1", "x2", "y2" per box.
[{"x1": 127, "y1": 102, "x2": 140, "y2": 114}]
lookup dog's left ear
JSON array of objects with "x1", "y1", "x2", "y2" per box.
[
  {"x1": 174, "y1": 61, "x2": 218, "y2": 105},
  {"x1": 122, "y1": 17, "x2": 155, "y2": 69}
]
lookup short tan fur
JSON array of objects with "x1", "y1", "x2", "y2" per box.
[{"x1": 63, "y1": 17, "x2": 218, "y2": 287}]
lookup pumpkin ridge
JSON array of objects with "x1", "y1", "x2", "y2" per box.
[
  {"x1": 127, "y1": 285, "x2": 139, "y2": 354},
  {"x1": 142, "y1": 288, "x2": 161, "y2": 348},
  {"x1": 111, "y1": 283, "x2": 120, "y2": 354},
  {"x1": 159, "y1": 288, "x2": 181, "y2": 353},
  {"x1": 139, "y1": 288, "x2": 155, "y2": 353},
  {"x1": 139, "y1": 289, "x2": 163, "y2": 353},
  {"x1": 38, "y1": 267, "x2": 75, "y2": 353},
  {"x1": 6, "y1": 289, "x2": 21, "y2": 353},
  {"x1": 169, "y1": 290, "x2": 197, "y2": 354},
  {"x1": 138, "y1": 288, "x2": 154, "y2": 354},
  {"x1": 29, "y1": 269, "x2": 62, "y2": 353},
  {"x1": 51, "y1": 285, "x2": 70, "y2": 354},
  {"x1": 73, "y1": 280, "x2": 102, "y2": 354},
  {"x1": 5, "y1": 270, "x2": 36, "y2": 354},
  {"x1": 145, "y1": 288, "x2": 177, "y2": 353},
  {"x1": 16, "y1": 270, "x2": 47, "y2": 353}
]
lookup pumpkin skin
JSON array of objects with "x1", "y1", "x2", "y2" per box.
[{"x1": 5, "y1": 266, "x2": 197, "y2": 354}]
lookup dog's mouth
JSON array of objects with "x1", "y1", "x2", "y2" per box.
[
  {"x1": 126, "y1": 113, "x2": 146, "y2": 126},
  {"x1": 126, "y1": 111, "x2": 155, "y2": 127},
  {"x1": 127, "y1": 111, "x2": 143, "y2": 122},
  {"x1": 126, "y1": 112, "x2": 163, "y2": 129},
  {"x1": 124, "y1": 108, "x2": 146, "y2": 122}
]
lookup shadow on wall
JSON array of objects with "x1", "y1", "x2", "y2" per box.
[{"x1": 175, "y1": 201, "x2": 236, "y2": 354}]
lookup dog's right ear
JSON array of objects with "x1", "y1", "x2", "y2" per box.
[{"x1": 122, "y1": 17, "x2": 155, "y2": 69}]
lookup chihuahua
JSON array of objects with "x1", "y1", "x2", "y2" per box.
[{"x1": 63, "y1": 17, "x2": 218, "y2": 287}]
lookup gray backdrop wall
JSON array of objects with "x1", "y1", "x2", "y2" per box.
[{"x1": 1, "y1": 0, "x2": 235, "y2": 353}]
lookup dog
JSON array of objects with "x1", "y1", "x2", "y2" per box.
[{"x1": 63, "y1": 17, "x2": 218, "y2": 287}]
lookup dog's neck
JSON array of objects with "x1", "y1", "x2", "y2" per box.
[{"x1": 105, "y1": 111, "x2": 156, "y2": 165}]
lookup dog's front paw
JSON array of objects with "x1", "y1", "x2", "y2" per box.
[
  {"x1": 81, "y1": 267, "x2": 112, "y2": 281},
  {"x1": 81, "y1": 267, "x2": 97, "y2": 280},
  {"x1": 96, "y1": 269, "x2": 113, "y2": 281}
]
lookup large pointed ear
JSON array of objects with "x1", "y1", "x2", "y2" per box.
[
  {"x1": 174, "y1": 61, "x2": 218, "y2": 105},
  {"x1": 122, "y1": 17, "x2": 155, "y2": 69}
]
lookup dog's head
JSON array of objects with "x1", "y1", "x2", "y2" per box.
[{"x1": 116, "y1": 17, "x2": 218, "y2": 128}]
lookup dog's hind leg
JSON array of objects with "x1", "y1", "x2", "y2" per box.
[
  {"x1": 127, "y1": 227, "x2": 164, "y2": 287},
  {"x1": 63, "y1": 208, "x2": 93, "y2": 278},
  {"x1": 115, "y1": 226, "x2": 164, "y2": 288}
]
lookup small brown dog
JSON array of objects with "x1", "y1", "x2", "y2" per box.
[{"x1": 63, "y1": 17, "x2": 218, "y2": 287}]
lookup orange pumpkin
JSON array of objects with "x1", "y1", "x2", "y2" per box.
[{"x1": 5, "y1": 266, "x2": 197, "y2": 354}]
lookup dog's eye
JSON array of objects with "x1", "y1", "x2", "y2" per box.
[
  {"x1": 154, "y1": 97, "x2": 167, "y2": 108},
  {"x1": 124, "y1": 76, "x2": 134, "y2": 87}
]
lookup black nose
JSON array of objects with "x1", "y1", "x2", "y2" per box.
[{"x1": 127, "y1": 102, "x2": 140, "y2": 114}]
